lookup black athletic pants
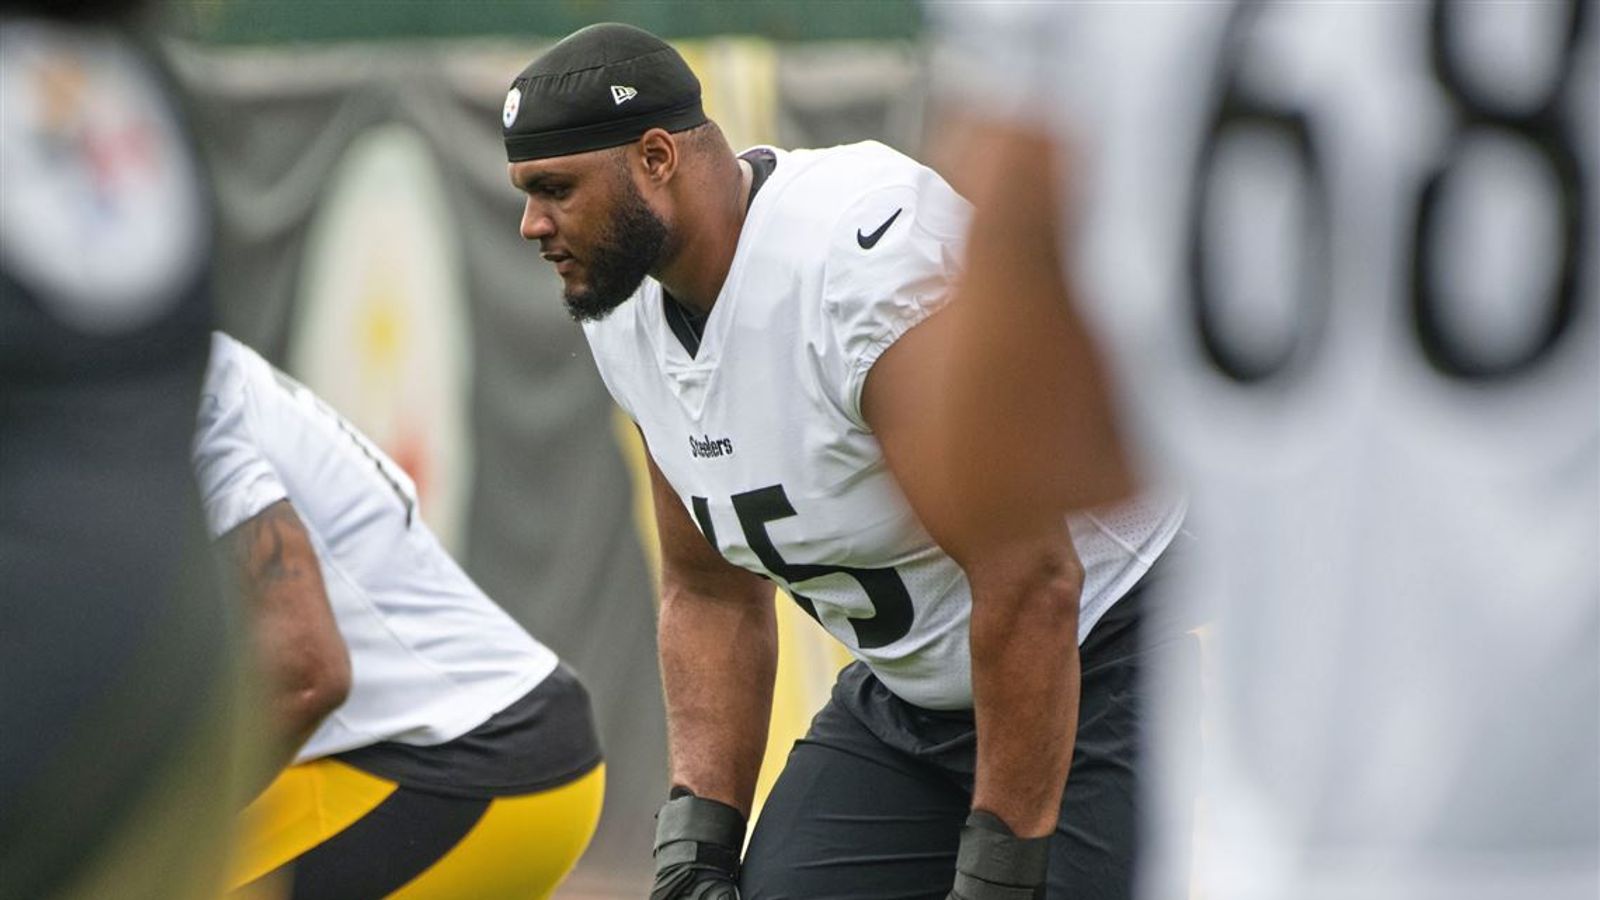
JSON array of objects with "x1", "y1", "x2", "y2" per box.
[{"x1": 741, "y1": 568, "x2": 1195, "y2": 900}]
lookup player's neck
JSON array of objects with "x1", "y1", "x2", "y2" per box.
[{"x1": 653, "y1": 156, "x2": 753, "y2": 317}]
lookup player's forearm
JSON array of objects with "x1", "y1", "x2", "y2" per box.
[
  {"x1": 658, "y1": 578, "x2": 777, "y2": 818},
  {"x1": 966, "y1": 537, "x2": 1083, "y2": 839},
  {"x1": 226, "y1": 501, "x2": 351, "y2": 768}
]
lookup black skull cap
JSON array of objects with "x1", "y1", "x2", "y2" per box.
[{"x1": 503, "y1": 22, "x2": 707, "y2": 162}]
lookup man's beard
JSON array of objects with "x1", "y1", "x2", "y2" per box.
[{"x1": 563, "y1": 182, "x2": 670, "y2": 323}]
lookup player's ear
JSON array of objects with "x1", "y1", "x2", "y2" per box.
[{"x1": 636, "y1": 128, "x2": 677, "y2": 185}]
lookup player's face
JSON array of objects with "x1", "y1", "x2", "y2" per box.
[{"x1": 511, "y1": 150, "x2": 669, "y2": 323}]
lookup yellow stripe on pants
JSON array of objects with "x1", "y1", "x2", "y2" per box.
[{"x1": 226, "y1": 760, "x2": 605, "y2": 900}]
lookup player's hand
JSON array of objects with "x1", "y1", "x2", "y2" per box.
[
  {"x1": 946, "y1": 809, "x2": 1051, "y2": 900},
  {"x1": 650, "y1": 792, "x2": 746, "y2": 900}
]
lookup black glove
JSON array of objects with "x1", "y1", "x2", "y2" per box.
[
  {"x1": 650, "y1": 791, "x2": 746, "y2": 900},
  {"x1": 946, "y1": 810, "x2": 1052, "y2": 900}
]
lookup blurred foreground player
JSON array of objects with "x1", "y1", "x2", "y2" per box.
[
  {"x1": 196, "y1": 333, "x2": 604, "y2": 900},
  {"x1": 503, "y1": 24, "x2": 1188, "y2": 899},
  {"x1": 0, "y1": 3, "x2": 250, "y2": 899},
  {"x1": 931, "y1": 3, "x2": 1598, "y2": 899}
]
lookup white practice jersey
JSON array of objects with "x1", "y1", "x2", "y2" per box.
[
  {"x1": 936, "y1": 3, "x2": 1599, "y2": 899},
  {"x1": 584, "y1": 142, "x2": 1184, "y2": 710},
  {"x1": 193, "y1": 333, "x2": 559, "y2": 762}
]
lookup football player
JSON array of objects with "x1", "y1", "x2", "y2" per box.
[
  {"x1": 0, "y1": 3, "x2": 249, "y2": 898},
  {"x1": 196, "y1": 332, "x2": 605, "y2": 900},
  {"x1": 502, "y1": 24, "x2": 1189, "y2": 899},
  {"x1": 930, "y1": 3, "x2": 1598, "y2": 900}
]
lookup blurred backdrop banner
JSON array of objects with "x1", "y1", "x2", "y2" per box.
[{"x1": 168, "y1": 2, "x2": 926, "y2": 894}]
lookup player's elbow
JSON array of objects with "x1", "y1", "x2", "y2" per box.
[
  {"x1": 966, "y1": 540, "x2": 1083, "y2": 652},
  {"x1": 278, "y1": 645, "x2": 352, "y2": 737}
]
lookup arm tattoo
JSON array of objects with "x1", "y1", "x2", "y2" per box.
[{"x1": 228, "y1": 500, "x2": 307, "y2": 586}]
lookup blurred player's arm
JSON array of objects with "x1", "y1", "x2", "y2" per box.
[
  {"x1": 646, "y1": 449, "x2": 777, "y2": 816},
  {"x1": 222, "y1": 499, "x2": 350, "y2": 770},
  {"x1": 931, "y1": 117, "x2": 1136, "y2": 532},
  {"x1": 866, "y1": 313, "x2": 1083, "y2": 842}
]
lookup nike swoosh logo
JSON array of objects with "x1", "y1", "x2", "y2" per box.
[{"x1": 856, "y1": 208, "x2": 903, "y2": 249}]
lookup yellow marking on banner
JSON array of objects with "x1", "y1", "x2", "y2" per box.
[
  {"x1": 357, "y1": 269, "x2": 405, "y2": 377},
  {"x1": 753, "y1": 594, "x2": 852, "y2": 816},
  {"x1": 677, "y1": 39, "x2": 778, "y2": 152}
]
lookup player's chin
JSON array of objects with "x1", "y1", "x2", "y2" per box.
[{"x1": 562, "y1": 285, "x2": 626, "y2": 324}]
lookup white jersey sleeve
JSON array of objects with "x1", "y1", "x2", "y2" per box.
[
  {"x1": 192, "y1": 352, "x2": 289, "y2": 537},
  {"x1": 816, "y1": 168, "x2": 971, "y2": 424}
]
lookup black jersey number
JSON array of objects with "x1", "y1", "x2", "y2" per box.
[
  {"x1": 1190, "y1": 0, "x2": 1590, "y2": 385},
  {"x1": 1188, "y1": 0, "x2": 1332, "y2": 384},
  {"x1": 1412, "y1": 0, "x2": 1589, "y2": 379},
  {"x1": 691, "y1": 484, "x2": 915, "y2": 649}
]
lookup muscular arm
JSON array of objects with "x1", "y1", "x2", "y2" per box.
[
  {"x1": 647, "y1": 450, "x2": 778, "y2": 818},
  {"x1": 854, "y1": 120, "x2": 1140, "y2": 839},
  {"x1": 222, "y1": 499, "x2": 350, "y2": 770},
  {"x1": 864, "y1": 310, "x2": 1085, "y2": 839},
  {"x1": 931, "y1": 117, "x2": 1136, "y2": 536},
  {"x1": 959, "y1": 531, "x2": 1083, "y2": 839}
]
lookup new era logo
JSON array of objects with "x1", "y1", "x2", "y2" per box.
[{"x1": 611, "y1": 85, "x2": 638, "y2": 105}]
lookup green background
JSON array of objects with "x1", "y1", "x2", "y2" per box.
[{"x1": 174, "y1": 0, "x2": 923, "y2": 44}]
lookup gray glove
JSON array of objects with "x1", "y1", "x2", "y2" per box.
[
  {"x1": 946, "y1": 810, "x2": 1052, "y2": 900},
  {"x1": 650, "y1": 792, "x2": 746, "y2": 900}
]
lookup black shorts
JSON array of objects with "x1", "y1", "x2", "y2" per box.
[{"x1": 741, "y1": 562, "x2": 1199, "y2": 900}]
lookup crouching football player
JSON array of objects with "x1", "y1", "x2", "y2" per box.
[
  {"x1": 195, "y1": 332, "x2": 604, "y2": 900},
  {"x1": 502, "y1": 24, "x2": 1191, "y2": 899}
]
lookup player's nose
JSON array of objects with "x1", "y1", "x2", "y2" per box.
[{"x1": 520, "y1": 199, "x2": 555, "y2": 241}]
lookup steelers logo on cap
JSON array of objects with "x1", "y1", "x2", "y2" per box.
[
  {"x1": 502, "y1": 86, "x2": 522, "y2": 129},
  {"x1": 502, "y1": 23, "x2": 706, "y2": 162}
]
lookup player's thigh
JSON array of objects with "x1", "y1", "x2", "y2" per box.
[
  {"x1": 232, "y1": 759, "x2": 603, "y2": 900},
  {"x1": 231, "y1": 759, "x2": 487, "y2": 900},
  {"x1": 227, "y1": 759, "x2": 401, "y2": 895},
  {"x1": 742, "y1": 720, "x2": 968, "y2": 900},
  {"x1": 388, "y1": 763, "x2": 605, "y2": 900}
]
